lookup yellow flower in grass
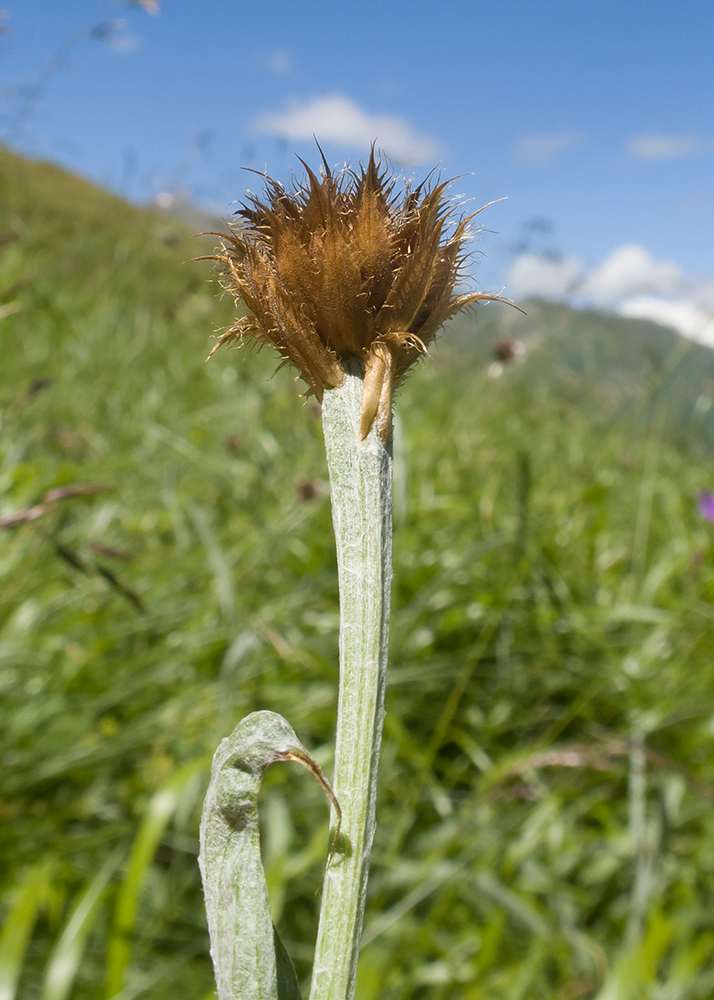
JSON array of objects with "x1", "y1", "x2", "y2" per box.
[{"x1": 201, "y1": 148, "x2": 512, "y2": 440}]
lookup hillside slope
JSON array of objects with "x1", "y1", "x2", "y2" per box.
[
  {"x1": 3, "y1": 147, "x2": 714, "y2": 1000},
  {"x1": 445, "y1": 296, "x2": 714, "y2": 430}
]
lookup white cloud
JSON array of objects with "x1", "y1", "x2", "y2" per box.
[
  {"x1": 581, "y1": 244, "x2": 681, "y2": 305},
  {"x1": 255, "y1": 94, "x2": 439, "y2": 166},
  {"x1": 693, "y1": 280, "x2": 714, "y2": 312},
  {"x1": 628, "y1": 134, "x2": 703, "y2": 159},
  {"x1": 507, "y1": 242, "x2": 714, "y2": 347},
  {"x1": 507, "y1": 252, "x2": 581, "y2": 299},
  {"x1": 617, "y1": 296, "x2": 714, "y2": 345},
  {"x1": 515, "y1": 132, "x2": 584, "y2": 167}
]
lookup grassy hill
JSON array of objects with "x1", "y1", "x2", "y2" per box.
[{"x1": 3, "y1": 145, "x2": 714, "y2": 1000}]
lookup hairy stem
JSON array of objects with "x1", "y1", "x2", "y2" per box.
[{"x1": 309, "y1": 356, "x2": 393, "y2": 1000}]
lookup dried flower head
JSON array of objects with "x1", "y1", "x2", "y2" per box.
[
  {"x1": 201, "y1": 149, "x2": 511, "y2": 439},
  {"x1": 493, "y1": 337, "x2": 526, "y2": 363}
]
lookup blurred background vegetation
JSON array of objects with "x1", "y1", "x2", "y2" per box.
[{"x1": 3, "y1": 146, "x2": 714, "y2": 1000}]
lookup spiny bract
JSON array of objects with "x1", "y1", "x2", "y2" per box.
[{"x1": 202, "y1": 149, "x2": 508, "y2": 440}]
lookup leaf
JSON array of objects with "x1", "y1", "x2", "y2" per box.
[
  {"x1": 274, "y1": 927, "x2": 301, "y2": 1000},
  {"x1": 594, "y1": 911, "x2": 675, "y2": 1000},
  {"x1": 0, "y1": 861, "x2": 54, "y2": 1000},
  {"x1": 41, "y1": 848, "x2": 123, "y2": 1000},
  {"x1": 188, "y1": 504, "x2": 236, "y2": 620},
  {"x1": 106, "y1": 758, "x2": 207, "y2": 999},
  {"x1": 198, "y1": 711, "x2": 340, "y2": 1000}
]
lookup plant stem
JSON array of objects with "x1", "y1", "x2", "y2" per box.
[{"x1": 309, "y1": 355, "x2": 393, "y2": 1000}]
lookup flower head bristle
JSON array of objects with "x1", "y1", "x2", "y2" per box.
[{"x1": 200, "y1": 148, "x2": 516, "y2": 440}]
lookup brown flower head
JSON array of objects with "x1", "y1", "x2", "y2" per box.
[{"x1": 201, "y1": 149, "x2": 512, "y2": 440}]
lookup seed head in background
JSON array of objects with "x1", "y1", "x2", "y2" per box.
[{"x1": 200, "y1": 148, "x2": 513, "y2": 441}]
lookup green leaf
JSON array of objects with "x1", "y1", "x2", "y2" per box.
[
  {"x1": 106, "y1": 758, "x2": 208, "y2": 999},
  {"x1": 274, "y1": 926, "x2": 301, "y2": 1000},
  {"x1": 41, "y1": 848, "x2": 123, "y2": 1000},
  {"x1": 199, "y1": 711, "x2": 339, "y2": 1000},
  {"x1": 0, "y1": 861, "x2": 54, "y2": 1000},
  {"x1": 594, "y1": 911, "x2": 675, "y2": 1000}
]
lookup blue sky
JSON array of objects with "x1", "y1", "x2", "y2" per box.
[{"x1": 1, "y1": 0, "x2": 713, "y2": 339}]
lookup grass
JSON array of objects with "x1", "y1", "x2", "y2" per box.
[{"x1": 3, "y1": 145, "x2": 714, "y2": 999}]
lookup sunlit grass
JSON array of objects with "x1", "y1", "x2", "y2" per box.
[{"x1": 3, "y1": 146, "x2": 714, "y2": 999}]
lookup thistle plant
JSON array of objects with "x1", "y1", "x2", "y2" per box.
[{"x1": 197, "y1": 149, "x2": 510, "y2": 1000}]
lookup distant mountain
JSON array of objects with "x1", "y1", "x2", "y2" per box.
[{"x1": 441, "y1": 296, "x2": 714, "y2": 434}]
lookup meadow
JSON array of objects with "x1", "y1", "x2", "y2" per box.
[{"x1": 3, "y1": 146, "x2": 714, "y2": 999}]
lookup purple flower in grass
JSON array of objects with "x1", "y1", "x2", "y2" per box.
[{"x1": 698, "y1": 491, "x2": 714, "y2": 522}]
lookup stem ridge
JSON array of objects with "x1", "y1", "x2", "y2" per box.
[{"x1": 310, "y1": 355, "x2": 393, "y2": 1000}]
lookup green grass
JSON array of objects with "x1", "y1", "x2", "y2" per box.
[{"x1": 3, "y1": 145, "x2": 714, "y2": 999}]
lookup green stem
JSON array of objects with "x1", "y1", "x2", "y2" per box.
[{"x1": 309, "y1": 356, "x2": 393, "y2": 1000}]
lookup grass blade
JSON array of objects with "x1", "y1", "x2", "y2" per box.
[
  {"x1": 0, "y1": 861, "x2": 54, "y2": 1000},
  {"x1": 106, "y1": 759, "x2": 207, "y2": 999},
  {"x1": 41, "y1": 848, "x2": 124, "y2": 1000}
]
